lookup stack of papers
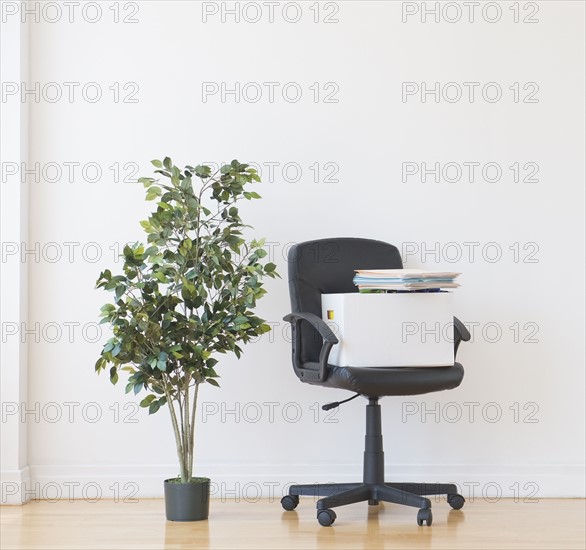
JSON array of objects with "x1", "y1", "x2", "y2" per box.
[{"x1": 353, "y1": 269, "x2": 461, "y2": 292}]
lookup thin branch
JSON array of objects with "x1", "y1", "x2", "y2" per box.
[
  {"x1": 183, "y1": 376, "x2": 191, "y2": 480},
  {"x1": 188, "y1": 382, "x2": 199, "y2": 480}
]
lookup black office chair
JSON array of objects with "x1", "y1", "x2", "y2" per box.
[{"x1": 280, "y1": 238, "x2": 471, "y2": 527}]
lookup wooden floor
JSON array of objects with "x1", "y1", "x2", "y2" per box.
[{"x1": 1, "y1": 498, "x2": 585, "y2": 549}]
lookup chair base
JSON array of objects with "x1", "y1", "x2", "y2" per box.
[
  {"x1": 288, "y1": 481, "x2": 459, "y2": 510},
  {"x1": 281, "y1": 398, "x2": 465, "y2": 526}
]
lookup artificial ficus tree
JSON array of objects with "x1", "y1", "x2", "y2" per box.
[{"x1": 95, "y1": 158, "x2": 277, "y2": 482}]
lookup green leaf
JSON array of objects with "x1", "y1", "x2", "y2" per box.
[
  {"x1": 112, "y1": 342, "x2": 122, "y2": 357},
  {"x1": 140, "y1": 394, "x2": 156, "y2": 408},
  {"x1": 156, "y1": 351, "x2": 167, "y2": 371},
  {"x1": 195, "y1": 165, "x2": 211, "y2": 178},
  {"x1": 115, "y1": 285, "x2": 125, "y2": 300},
  {"x1": 206, "y1": 367, "x2": 219, "y2": 378},
  {"x1": 207, "y1": 378, "x2": 220, "y2": 388},
  {"x1": 109, "y1": 366, "x2": 118, "y2": 385},
  {"x1": 138, "y1": 177, "x2": 155, "y2": 187},
  {"x1": 95, "y1": 358, "x2": 105, "y2": 372},
  {"x1": 151, "y1": 159, "x2": 163, "y2": 168},
  {"x1": 149, "y1": 400, "x2": 161, "y2": 414},
  {"x1": 100, "y1": 304, "x2": 115, "y2": 315},
  {"x1": 146, "y1": 187, "x2": 162, "y2": 201}
]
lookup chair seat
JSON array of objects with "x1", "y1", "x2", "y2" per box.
[{"x1": 302, "y1": 362, "x2": 464, "y2": 397}]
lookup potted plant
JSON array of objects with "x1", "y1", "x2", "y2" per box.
[{"x1": 95, "y1": 158, "x2": 278, "y2": 521}]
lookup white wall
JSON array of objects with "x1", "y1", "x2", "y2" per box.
[
  {"x1": 0, "y1": 6, "x2": 30, "y2": 505},
  {"x1": 1, "y1": 1, "x2": 584, "y2": 502}
]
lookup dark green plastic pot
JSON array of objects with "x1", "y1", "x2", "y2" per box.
[{"x1": 164, "y1": 477, "x2": 210, "y2": 521}]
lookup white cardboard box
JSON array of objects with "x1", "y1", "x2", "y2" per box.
[{"x1": 321, "y1": 293, "x2": 454, "y2": 368}]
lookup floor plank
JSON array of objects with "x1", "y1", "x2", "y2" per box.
[{"x1": 1, "y1": 498, "x2": 584, "y2": 549}]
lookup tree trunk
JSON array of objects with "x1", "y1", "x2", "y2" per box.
[{"x1": 165, "y1": 385, "x2": 187, "y2": 482}]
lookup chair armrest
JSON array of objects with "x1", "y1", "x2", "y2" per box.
[
  {"x1": 283, "y1": 312, "x2": 339, "y2": 343},
  {"x1": 283, "y1": 312, "x2": 338, "y2": 382},
  {"x1": 453, "y1": 316, "x2": 470, "y2": 358}
]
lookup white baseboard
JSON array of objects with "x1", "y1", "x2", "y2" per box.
[
  {"x1": 0, "y1": 467, "x2": 31, "y2": 505},
  {"x1": 15, "y1": 463, "x2": 585, "y2": 503}
]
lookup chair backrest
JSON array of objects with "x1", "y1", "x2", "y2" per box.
[{"x1": 287, "y1": 238, "x2": 403, "y2": 363}]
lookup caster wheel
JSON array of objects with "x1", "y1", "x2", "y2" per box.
[
  {"x1": 417, "y1": 508, "x2": 433, "y2": 526},
  {"x1": 447, "y1": 493, "x2": 465, "y2": 510},
  {"x1": 317, "y1": 509, "x2": 337, "y2": 527},
  {"x1": 281, "y1": 495, "x2": 299, "y2": 511}
]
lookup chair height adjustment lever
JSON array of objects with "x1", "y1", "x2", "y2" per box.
[{"x1": 322, "y1": 393, "x2": 361, "y2": 411}]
